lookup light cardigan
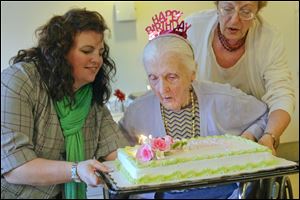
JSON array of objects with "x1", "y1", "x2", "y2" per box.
[
  {"x1": 185, "y1": 9, "x2": 295, "y2": 117},
  {"x1": 119, "y1": 80, "x2": 268, "y2": 145}
]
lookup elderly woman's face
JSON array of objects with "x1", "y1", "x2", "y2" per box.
[
  {"x1": 66, "y1": 30, "x2": 104, "y2": 91},
  {"x1": 218, "y1": 1, "x2": 258, "y2": 40},
  {"x1": 145, "y1": 53, "x2": 195, "y2": 111}
]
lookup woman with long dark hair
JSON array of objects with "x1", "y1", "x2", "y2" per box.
[{"x1": 1, "y1": 8, "x2": 128, "y2": 199}]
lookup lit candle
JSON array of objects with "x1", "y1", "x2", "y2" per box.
[{"x1": 138, "y1": 134, "x2": 147, "y2": 144}]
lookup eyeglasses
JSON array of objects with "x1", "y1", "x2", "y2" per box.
[{"x1": 219, "y1": 7, "x2": 255, "y2": 21}]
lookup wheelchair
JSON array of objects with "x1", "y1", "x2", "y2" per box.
[
  {"x1": 274, "y1": 176, "x2": 294, "y2": 199},
  {"x1": 239, "y1": 176, "x2": 294, "y2": 199}
]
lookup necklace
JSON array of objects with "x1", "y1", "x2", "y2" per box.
[
  {"x1": 161, "y1": 90, "x2": 196, "y2": 138},
  {"x1": 217, "y1": 23, "x2": 247, "y2": 52}
]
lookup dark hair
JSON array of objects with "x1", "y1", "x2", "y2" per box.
[{"x1": 10, "y1": 8, "x2": 116, "y2": 105}]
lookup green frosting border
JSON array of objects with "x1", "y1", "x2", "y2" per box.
[
  {"x1": 116, "y1": 159, "x2": 278, "y2": 184},
  {"x1": 119, "y1": 134, "x2": 271, "y2": 169}
]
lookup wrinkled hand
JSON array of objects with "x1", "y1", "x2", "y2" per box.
[
  {"x1": 258, "y1": 135, "x2": 276, "y2": 156},
  {"x1": 77, "y1": 159, "x2": 113, "y2": 187},
  {"x1": 241, "y1": 131, "x2": 256, "y2": 142}
]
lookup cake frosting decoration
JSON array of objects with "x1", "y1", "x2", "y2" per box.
[{"x1": 116, "y1": 135, "x2": 278, "y2": 184}]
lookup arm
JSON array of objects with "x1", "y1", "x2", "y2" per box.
[
  {"x1": 104, "y1": 151, "x2": 117, "y2": 161},
  {"x1": 201, "y1": 82, "x2": 268, "y2": 139},
  {"x1": 265, "y1": 109, "x2": 291, "y2": 139},
  {"x1": 257, "y1": 109, "x2": 291, "y2": 155},
  {"x1": 4, "y1": 158, "x2": 111, "y2": 187},
  {"x1": 216, "y1": 83, "x2": 268, "y2": 140},
  {"x1": 4, "y1": 158, "x2": 73, "y2": 186},
  {"x1": 241, "y1": 105, "x2": 268, "y2": 142},
  {"x1": 242, "y1": 109, "x2": 291, "y2": 156},
  {"x1": 258, "y1": 29, "x2": 295, "y2": 154}
]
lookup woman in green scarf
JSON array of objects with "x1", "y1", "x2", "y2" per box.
[{"x1": 1, "y1": 8, "x2": 128, "y2": 199}]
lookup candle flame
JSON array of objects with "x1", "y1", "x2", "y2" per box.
[
  {"x1": 138, "y1": 134, "x2": 148, "y2": 144},
  {"x1": 146, "y1": 85, "x2": 151, "y2": 90}
]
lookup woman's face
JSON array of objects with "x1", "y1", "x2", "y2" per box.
[
  {"x1": 66, "y1": 31, "x2": 104, "y2": 91},
  {"x1": 218, "y1": 1, "x2": 258, "y2": 40},
  {"x1": 145, "y1": 53, "x2": 195, "y2": 111}
]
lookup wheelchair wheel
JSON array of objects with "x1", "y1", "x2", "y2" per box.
[{"x1": 277, "y1": 176, "x2": 293, "y2": 199}]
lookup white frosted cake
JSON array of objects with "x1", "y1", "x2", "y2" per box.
[{"x1": 116, "y1": 135, "x2": 278, "y2": 184}]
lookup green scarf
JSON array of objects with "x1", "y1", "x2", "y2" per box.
[{"x1": 54, "y1": 84, "x2": 92, "y2": 199}]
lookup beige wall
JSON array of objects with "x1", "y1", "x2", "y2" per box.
[{"x1": 1, "y1": 1, "x2": 299, "y2": 143}]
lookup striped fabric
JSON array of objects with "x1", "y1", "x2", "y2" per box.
[{"x1": 163, "y1": 95, "x2": 200, "y2": 139}]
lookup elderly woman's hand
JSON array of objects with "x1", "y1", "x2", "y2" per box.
[
  {"x1": 76, "y1": 159, "x2": 112, "y2": 187},
  {"x1": 258, "y1": 135, "x2": 276, "y2": 156},
  {"x1": 241, "y1": 131, "x2": 256, "y2": 142}
]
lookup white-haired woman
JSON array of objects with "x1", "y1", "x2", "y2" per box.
[{"x1": 119, "y1": 33, "x2": 269, "y2": 199}]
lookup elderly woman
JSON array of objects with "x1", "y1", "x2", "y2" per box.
[
  {"x1": 185, "y1": 1, "x2": 296, "y2": 155},
  {"x1": 119, "y1": 33, "x2": 269, "y2": 198}
]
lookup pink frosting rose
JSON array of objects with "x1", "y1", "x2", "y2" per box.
[
  {"x1": 136, "y1": 144, "x2": 154, "y2": 162},
  {"x1": 151, "y1": 137, "x2": 169, "y2": 151}
]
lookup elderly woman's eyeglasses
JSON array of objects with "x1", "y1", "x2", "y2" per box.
[{"x1": 219, "y1": 7, "x2": 255, "y2": 21}]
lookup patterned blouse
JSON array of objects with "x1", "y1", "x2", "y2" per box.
[
  {"x1": 1, "y1": 62, "x2": 129, "y2": 199},
  {"x1": 162, "y1": 93, "x2": 200, "y2": 139}
]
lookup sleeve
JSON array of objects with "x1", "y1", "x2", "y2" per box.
[
  {"x1": 231, "y1": 88, "x2": 269, "y2": 140},
  {"x1": 95, "y1": 105, "x2": 130, "y2": 159},
  {"x1": 243, "y1": 107, "x2": 268, "y2": 140},
  {"x1": 211, "y1": 83, "x2": 268, "y2": 140},
  {"x1": 261, "y1": 30, "x2": 296, "y2": 117},
  {"x1": 118, "y1": 104, "x2": 139, "y2": 146},
  {"x1": 1, "y1": 66, "x2": 37, "y2": 175}
]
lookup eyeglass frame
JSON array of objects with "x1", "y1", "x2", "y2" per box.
[{"x1": 218, "y1": 6, "x2": 256, "y2": 21}]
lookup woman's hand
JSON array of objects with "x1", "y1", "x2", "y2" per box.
[
  {"x1": 242, "y1": 131, "x2": 276, "y2": 155},
  {"x1": 241, "y1": 131, "x2": 256, "y2": 142},
  {"x1": 258, "y1": 134, "x2": 276, "y2": 156},
  {"x1": 76, "y1": 159, "x2": 112, "y2": 187}
]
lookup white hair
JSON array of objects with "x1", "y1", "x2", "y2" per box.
[{"x1": 143, "y1": 34, "x2": 197, "y2": 73}]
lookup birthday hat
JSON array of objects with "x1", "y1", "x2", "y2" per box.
[{"x1": 145, "y1": 10, "x2": 191, "y2": 40}]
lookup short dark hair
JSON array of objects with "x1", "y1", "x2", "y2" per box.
[{"x1": 10, "y1": 8, "x2": 116, "y2": 105}]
